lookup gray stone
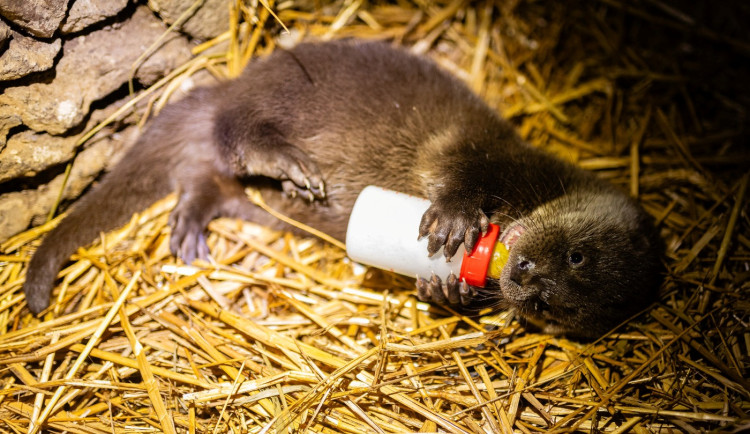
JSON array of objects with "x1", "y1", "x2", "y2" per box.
[
  {"x1": 61, "y1": 0, "x2": 131, "y2": 34},
  {"x1": 0, "y1": 32, "x2": 61, "y2": 81},
  {"x1": 0, "y1": 0, "x2": 69, "y2": 38},
  {"x1": 148, "y1": 0, "x2": 230, "y2": 40},
  {"x1": 0, "y1": 6, "x2": 191, "y2": 135}
]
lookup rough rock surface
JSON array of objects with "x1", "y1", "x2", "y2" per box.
[
  {"x1": 61, "y1": 0, "x2": 131, "y2": 34},
  {"x1": 0, "y1": 3, "x2": 203, "y2": 241},
  {"x1": 0, "y1": 6, "x2": 191, "y2": 135},
  {"x1": 0, "y1": 32, "x2": 61, "y2": 81},
  {"x1": 0, "y1": 129, "x2": 133, "y2": 241},
  {"x1": 0, "y1": 108, "x2": 22, "y2": 148},
  {"x1": 148, "y1": 0, "x2": 230, "y2": 40},
  {"x1": 0, "y1": 19, "x2": 10, "y2": 50},
  {"x1": 0, "y1": 132, "x2": 78, "y2": 183},
  {"x1": 0, "y1": 95, "x2": 139, "y2": 183},
  {"x1": 0, "y1": 0, "x2": 69, "y2": 38}
]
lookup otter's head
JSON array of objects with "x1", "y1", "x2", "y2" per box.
[{"x1": 496, "y1": 191, "x2": 662, "y2": 338}]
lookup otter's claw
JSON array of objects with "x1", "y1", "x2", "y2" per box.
[
  {"x1": 245, "y1": 142, "x2": 326, "y2": 201},
  {"x1": 416, "y1": 273, "x2": 476, "y2": 306},
  {"x1": 418, "y1": 198, "x2": 489, "y2": 258},
  {"x1": 169, "y1": 200, "x2": 212, "y2": 264},
  {"x1": 282, "y1": 179, "x2": 324, "y2": 202},
  {"x1": 274, "y1": 154, "x2": 325, "y2": 201}
]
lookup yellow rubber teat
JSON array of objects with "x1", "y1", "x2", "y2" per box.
[{"x1": 486, "y1": 241, "x2": 509, "y2": 279}]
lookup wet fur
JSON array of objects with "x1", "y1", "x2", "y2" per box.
[{"x1": 23, "y1": 40, "x2": 662, "y2": 337}]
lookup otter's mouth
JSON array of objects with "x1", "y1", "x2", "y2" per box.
[
  {"x1": 515, "y1": 298, "x2": 552, "y2": 319},
  {"x1": 500, "y1": 222, "x2": 526, "y2": 250}
]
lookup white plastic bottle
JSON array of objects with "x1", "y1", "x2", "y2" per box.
[{"x1": 346, "y1": 186, "x2": 508, "y2": 287}]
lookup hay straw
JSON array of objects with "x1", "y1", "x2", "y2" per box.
[
  {"x1": 2, "y1": 0, "x2": 748, "y2": 432},
  {"x1": 28, "y1": 271, "x2": 140, "y2": 434}
]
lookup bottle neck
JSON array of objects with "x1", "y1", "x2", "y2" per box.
[{"x1": 459, "y1": 223, "x2": 502, "y2": 287}]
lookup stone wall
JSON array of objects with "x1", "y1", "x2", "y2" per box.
[{"x1": 0, "y1": 0, "x2": 230, "y2": 241}]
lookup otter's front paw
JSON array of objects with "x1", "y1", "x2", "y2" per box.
[
  {"x1": 248, "y1": 143, "x2": 326, "y2": 201},
  {"x1": 418, "y1": 199, "x2": 489, "y2": 257},
  {"x1": 281, "y1": 179, "x2": 325, "y2": 202},
  {"x1": 416, "y1": 273, "x2": 476, "y2": 306}
]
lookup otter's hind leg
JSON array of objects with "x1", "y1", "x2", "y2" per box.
[
  {"x1": 169, "y1": 171, "x2": 263, "y2": 263},
  {"x1": 169, "y1": 124, "x2": 327, "y2": 262},
  {"x1": 166, "y1": 113, "x2": 329, "y2": 262}
]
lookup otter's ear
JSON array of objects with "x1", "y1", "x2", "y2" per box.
[
  {"x1": 630, "y1": 231, "x2": 653, "y2": 255},
  {"x1": 630, "y1": 212, "x2": 666, "y2": 282},
  {"x1": 628, "y1": 209, "x2": 657, "y2": 246}
]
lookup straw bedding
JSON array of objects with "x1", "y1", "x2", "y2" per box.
[{"x1": 1, "y1": 1, "x2": 748, "y2": 432}]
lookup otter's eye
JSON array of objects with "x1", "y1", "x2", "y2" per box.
[{"x1": 568, "y1": 252, "x2": 585, "y2": 267}]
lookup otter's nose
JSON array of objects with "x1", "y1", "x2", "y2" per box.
[
  {"x1": 509, "y1": 256, "x2": 535, "y2": 286},
  {"x1": 518, "y1": 258, "x2": 534, "y2": 271}
]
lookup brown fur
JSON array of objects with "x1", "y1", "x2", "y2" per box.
[{"x1": 23, "y1": 40, "x2": 662, "y2": 337}]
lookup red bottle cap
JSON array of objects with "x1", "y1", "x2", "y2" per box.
[{"x1": 459, "y1": 223, "x2": 500, "y2": 287}]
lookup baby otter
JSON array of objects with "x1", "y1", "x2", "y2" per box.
[{"x1": 22, "y1": 40, "x2": 662, "y2": 337}]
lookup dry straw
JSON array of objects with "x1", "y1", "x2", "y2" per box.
[{"x1": 2, "y1": 0, "x2": 748, "y2": 432}]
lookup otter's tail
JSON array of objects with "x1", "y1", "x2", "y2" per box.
[
  {"x1": 23, "y1": 141, "x2": 175, "y2": 314},
  {"x1": 23, "y1": 88, "x2": 220, "y2": 314}
]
